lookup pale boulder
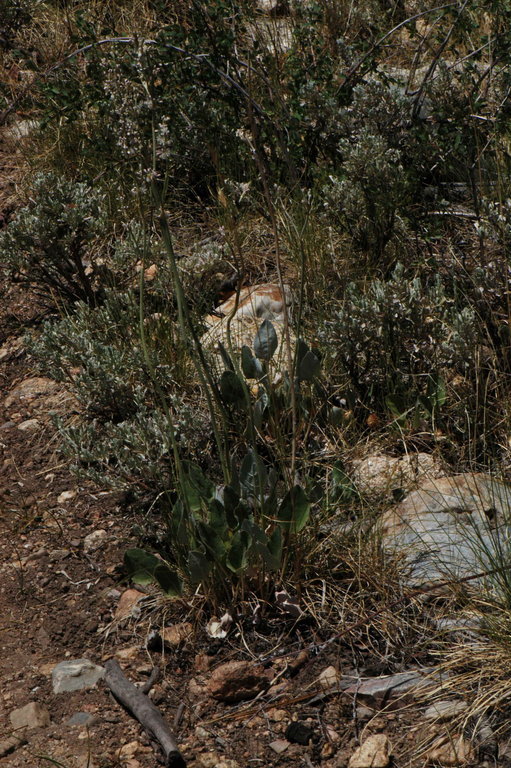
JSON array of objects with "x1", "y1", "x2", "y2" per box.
[
  {"x1": 201, "y1": 283, "x2": 294, "y2": 372},
  {"x1": 352, "y1": 452, "x2": 443, "y2": 497},
  {"x1": 349, "y1": 734, "x2": 392, "y2": 768},
  {"x1": 381, "y1": 473, "x2": 511, "y2": 583}
]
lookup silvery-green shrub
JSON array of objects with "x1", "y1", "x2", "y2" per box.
[
  {"x1": 0, "y1": 173, "x2": 107, "y2": 306},
  {"x1": 318, "y1": 263, "x2": 480, "y2": 409}
]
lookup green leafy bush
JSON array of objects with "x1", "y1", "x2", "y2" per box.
[
  {"x1": 123, "y1": 451, "x2": 309, "y2": 600},
  {"x1": 318, "y1": 263, "x2": 481, "y2": 422},
  {"x1": 35, "y1": 3, "x2": 257, "y2": 198},
  {"x1": 32, "y1": 270, "x2": 324, "y2": 599},
  {"x1": 15, "y1": 0, "x2": 511, "y2": 611},
  {"x1": 0, "y1": 173, "x2": 108, "y2": 306}
]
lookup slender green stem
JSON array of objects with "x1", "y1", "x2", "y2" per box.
[{"x1": 151, "y1": 181, "x2": 230, "y2": 483}]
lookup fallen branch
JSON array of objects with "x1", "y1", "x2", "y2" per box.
[{"x1": 104, "y1": 659, "x2": 186, "y2": 768}]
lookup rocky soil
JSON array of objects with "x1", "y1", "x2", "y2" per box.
[{"x1": 3, "y1": 283, "x2": 511, "y2": 768}]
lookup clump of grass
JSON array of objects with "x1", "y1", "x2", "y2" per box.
[
  {"x1": 407, "y1": 483, "x2": 511, "y2": 758},
  {"x1": 302, "y1": 522, "x2": 442, "y2": 672}
]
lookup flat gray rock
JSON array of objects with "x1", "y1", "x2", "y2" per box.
[
  {"x1": 380, "y1": 473, "x2": 511, "y2": 584},
  {"x1": 424, "y1": 699, "x2": 467, "y2": 721},
  {"x1": 344, "y1": 671, "x2": 427, "y2": 705},
  {"x1": 52, "y1": 659, "x2": 105, "y2": 694},
  {"x1": 435, "y1": 615, "x2": 482, "y2": 641},
  {"x1": 66, "y1": 711, "x2": 98, "y2": 727}
]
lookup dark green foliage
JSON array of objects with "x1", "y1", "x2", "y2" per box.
[
  {"x1": 124, "y1": 450, "x2": 310, "y2": 597},
  {"x1": 124, "y1": 548, "x2": 182, "y2": 596},
  {"x1": 13, "y1": 0, "x2": 511, "y2": 605}
]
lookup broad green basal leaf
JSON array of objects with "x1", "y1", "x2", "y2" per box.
[
  {"x1": 254, "y1": 319, "x2": 278, "y2": 361},
  {"x1": 240, "y1": 449, "x2": 267, "y2": 497},
  {"x1": 219, "y1": 369, "x2": 245, "y2": 407},
  {"x1": 226, "y1": 529, "x2": 250, "y2": 573},
  {"x1": 241, "y1": 345, "x2": 263, "y2": 378},
  {"x1": 124, "y1": 548, "x2": 182, "y2": 596},
  {"x1": 277, "y1": 485, "x2": 310, "y2": 533}
]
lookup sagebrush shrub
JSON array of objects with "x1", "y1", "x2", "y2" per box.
[
  {"x1": 31, "y1": 284, "x2": 193, "y2": 411},
  {"x1": 323, "y1": 129, "x2": 408, "y2": 261},
  {"x1": 57, "y1": 400, "x2": 211, "y2": 501},
  {"x1": 318, "y1": 263, "x2": 481, "y2": 414},
  {"x1": 0, "y1": 173, "x2": 108, "y2": 306}
]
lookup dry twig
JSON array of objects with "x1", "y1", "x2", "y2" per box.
[{"x1": 104, "y1": 659, "x2": 186, "y2": 768}]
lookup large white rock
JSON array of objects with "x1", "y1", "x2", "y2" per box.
[
  {"x1": 201, "y1": 283, "x2": 294, "y2": 372},
  {"x1": 381, "y1": 473, "x2": 511, "y2": 583}
]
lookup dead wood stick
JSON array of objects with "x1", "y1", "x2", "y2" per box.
[
  {"x1": 140, "y1": 665, "x2": 160, "y2": 695},
  {"x1": 0, "y1": 734, "x2": 27, "y2": 759},
  {"x1": 104, "y1": 659, "x2": 186, "y2": 768},
  {"x1": 173, "y1": 701, "x2": 186, "y2": 731}
]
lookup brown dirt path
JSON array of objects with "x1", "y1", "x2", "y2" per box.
[{"x1": 0, "y1": 281, "x2": 162, "y2": 767}]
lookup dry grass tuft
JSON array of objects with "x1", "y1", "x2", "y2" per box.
[
  {"x1": 423, "y1": 602, "x2": 511, "y2": 740},
  {"x1": 302, "y1": 529, "x2": 440, "y2": 670}
]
